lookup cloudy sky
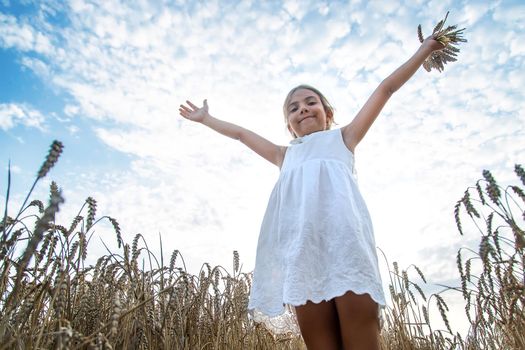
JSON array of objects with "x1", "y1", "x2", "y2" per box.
[{"x1": 1, "y1": 0, "x2": 524, "y2": 332}]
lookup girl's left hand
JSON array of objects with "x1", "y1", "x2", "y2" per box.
[{"x1": 422, "y1": 35, "x2": 446, "y2": 53}]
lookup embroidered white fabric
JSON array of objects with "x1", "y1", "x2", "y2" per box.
[
  {"x1": 248, "y1": 128, "x2": 386, "y2": 334},
  {"x1": 249, "y1": 305, "x2": 301, "y2": 335}
]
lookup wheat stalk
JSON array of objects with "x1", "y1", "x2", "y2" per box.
[
  {"x1": 418, "y1": 11, "x2": 467, "y2": 72},
  {"x1": 3, "y1": 143, "x2": 524, "y2": 349}
]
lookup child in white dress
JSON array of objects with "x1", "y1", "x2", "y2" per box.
[{"x1": 179, "y1": 35, "x2": 445, "y2": 349}]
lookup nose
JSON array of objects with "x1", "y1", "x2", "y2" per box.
[{"x1": 300, "y1": 105, "x2": 308, "y2": 114}]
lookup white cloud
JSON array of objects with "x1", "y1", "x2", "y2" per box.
[
  {"x1": 0, "y1": 13, "x2": 34, "y2": 51},
  {"x1": 283, "y1": 0, "x2": 310, "y2": 21},
  {"x1": 317, "y1": 2, "x2": 329, "y2": 16},
  {"x1": 64, "y1": 104, "x2": 79, "y2": 117},
  {"x1": 366, "y1": 1, "x2": 400, "y2": 16},
  {"x1": 67, "y1": 125, "x2": 80, "y2": 134},
  {"x1": 458, "y1": 2, "x2": 493, "y2": 26},
  {"x1": 492, "y1": 3, "x2": 525, "y2": 28},
  {"x1": 0, "y1": 13, "x2": 53, "y2": 54},
  {"x1": 4, "y1": 163, "x2": 21, "y2": 174},
  {"x1": 20, "y1": 56, "x2": 51, "y2": 78},
  {"x1": 0, "y1": 103, "x2": 47, "y2": 131}
]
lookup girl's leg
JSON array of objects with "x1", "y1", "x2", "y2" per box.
[
  {"x1": 295, "y1": 300, "x2": 342, "y2": 350},
  {"x1": 334, "y1": 291, "x2": 380, "y2": 350}
]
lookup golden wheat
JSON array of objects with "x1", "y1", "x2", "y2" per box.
[
  {"x1": 1, "y1": 141, "x2": 523, "y2": 349},
  {"x1": 418, "y1": 11, "x2": 467, "y2": 72}
]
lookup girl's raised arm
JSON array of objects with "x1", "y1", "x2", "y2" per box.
[
  {"x1": 341, "y1": 36, "x2": 445, "y2": 152},
  {"x1": 179, "y1": 99, "x2": 287, "y2": 168}
]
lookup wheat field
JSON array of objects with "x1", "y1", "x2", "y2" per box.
[{"x1": 1, "y1": 141, "x2": 523, "y2": 349}]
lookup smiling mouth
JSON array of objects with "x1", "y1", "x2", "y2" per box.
[{"x1": 299, "y1": 116, "x2": 315, "y2": 123}]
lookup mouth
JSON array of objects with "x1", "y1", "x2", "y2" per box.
[{"x1": 299, "y1": 115, "x2": 315, "y2": 123}]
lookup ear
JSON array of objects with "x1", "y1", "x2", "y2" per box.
[{"x1": 326, "y1": 110, "x2": 333, "y2": 127}]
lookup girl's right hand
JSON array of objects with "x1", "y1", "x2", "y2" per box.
[{"x1": 179, "y1": 99, "x2": 209, "y2": 123}]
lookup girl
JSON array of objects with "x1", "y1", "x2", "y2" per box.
[{"x1": 179, "y1": 35, "x2": 445, "y2": 349}]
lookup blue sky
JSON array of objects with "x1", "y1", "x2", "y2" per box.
[{"x1": 1, "y1": 0, "x2": 524, "y2": 332}]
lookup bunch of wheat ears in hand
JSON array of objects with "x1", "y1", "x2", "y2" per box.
[{"x1": 418, "y1": 11, "x2": 467, "y2": 72}]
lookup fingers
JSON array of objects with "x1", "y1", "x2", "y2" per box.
[
  {"x1": 178, "y1": 101, "x2": 196, "y2": 118},
  {"x1": 178, "y1": 104, "x2": 192, "y2": 117},
  {"x1": 178, "y1": 99, "x2": 208, "y2": 118},
  {"x1": 179, "y1": 105, "x2": 191, "y2": 113},
  {"x1": 186, "y1": 100, "x2": 198, "y2": 109}
]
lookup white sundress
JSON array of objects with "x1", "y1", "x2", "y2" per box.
[{"x1": 248, "y1": 128, "x2": 386, "y2": 334}]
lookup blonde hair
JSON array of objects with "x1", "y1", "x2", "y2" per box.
[{"x1": 283, "y1": 84, "x2": 335, "y2": 138}]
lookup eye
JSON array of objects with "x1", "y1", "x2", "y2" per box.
[
  {"x1": 308, "y1": 101, "x2": 316, "y2": 106},
  {"x1": 289, "y1": 107, "x2": 298, "y2": 113}
]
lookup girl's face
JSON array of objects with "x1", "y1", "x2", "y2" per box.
[{"x1": 286, "y1": 89, "x2": 328, "y2": 138}]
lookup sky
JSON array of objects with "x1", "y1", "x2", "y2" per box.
[{"x1": 1, "y1": 0, "x2": 524, "y2": 334}]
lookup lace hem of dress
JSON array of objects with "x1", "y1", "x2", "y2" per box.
[{"x1": 249, "y1": 304, "x2": 301, "y2": 335}]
